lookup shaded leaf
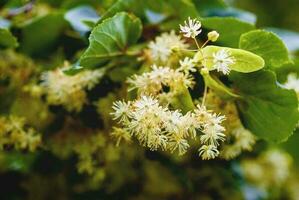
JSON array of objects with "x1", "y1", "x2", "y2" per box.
[
  {"x1": 202, "y1": 17, "x2": 255, "y2": 47},
  {"x1": 192, "y1": 0, "x2": 227, "y2": 14},
  {"x1": 203, "y1": 7, "x2": 256, "y2": 24},
  {"x1": 0, "y1": 28, "x2": 18, "y2": 49},
  {"x1": 20, "y1": 12, "x2": 67, "y2": 56},
  {"x1": 230, "y1": 70, "x2": 299, "y2": 142},
  {"x1": 99, "y1": 0, "x2": 198, "y2": 29}
]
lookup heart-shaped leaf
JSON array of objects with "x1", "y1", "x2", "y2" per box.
[
  {"x1": 230, "y1": 70, "x2": 299, "y2": 142},
  {"x1": 79, "y1": 12, "x2": 142, "y2": 68},
  {"x1": 239, "y1": 30, "x2": 291, "y2": 69}
]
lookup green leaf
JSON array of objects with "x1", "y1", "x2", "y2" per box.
[
  {"x1": 202, "y1": 17, "x2": 255, "y2": 47},
  {"x1": 239, "y1": 30, "x2": 291, "y2": 69},
  {"x1": 192, "y1": 0, "x2": 227, "y2": 14},
  {"x1": 79, "y1": 12, "x2": 142, "y2": 68},
  {"x1": 280, "y1": 129, "x2": 299, "y2": 166},
  {"x1": 202, "y1": 7, "x2": 256, "y2": 24},
  {"x1": 0, "y1": 28, "x2": 18, "y2": 49},
  {"x1": 20, "y1": 12, "x2": 66, "y2": 56},
  {"x1": 230, "y1": 70, "x2": 299, "y2": 142},
  {"x1": 195, "y1": 45, "x2": 264, "y2": 73},
  {"x1": 99, "y1": 0, "x2": 198, "y2": 29},
  {"x1": 100, "y1": 0, "x2": 144, "y2": 21}
]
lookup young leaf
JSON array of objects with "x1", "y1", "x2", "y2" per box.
[
  {"x1": 230, "y1": 70, "x2": 299, "y2": 142},
  {"x1": 79, "y1": 12, "x2": 142, "y2": 68},
  {"x1": 239, "y1": 30, "x2": 291, "y2": 69},
  {"x1": 195, "y1": 45, "x2": 264, "y2": 73},
  {"x1": 202, "y1": 17, "x2": 255, "y2": 47},
  {"x1": 0, "y1": 28, "x2": 18, "y2": 49}
]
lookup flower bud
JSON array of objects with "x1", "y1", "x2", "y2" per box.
[{"x1": 208, "y1": 31, "x2": 219, "y2": 42}]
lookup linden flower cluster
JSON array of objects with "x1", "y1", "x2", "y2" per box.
[
  {"x1": 242, "y1": 149, "x2": 292, "y2": 188},
  {"x1": 111, "y1": 96, "x2": 226, "y2": 160},
  {"x1": 180, "y1": 17, "x2": 235, "y2": 75},
  {"x1": 205, "y1": 91, "x2": 256, "y2": 159},
  {"x1": 41, "y1": 66, "x2": 104, "y2": 112},
  {"x1": 111, "y1": 17, "x2": 240, "y2": 160},
  {"x1": 127, "y1": 63, "x2": 195, "y2": 97},
  {"x1": 221, "y1": 127, "x2": 256, "y2": 159},
  {"x1": 0, "y1": 116, "x2": 41, "y2": 151},
  {"x1": 148, "y1": 30, "x2": 189, "y2": 64}
]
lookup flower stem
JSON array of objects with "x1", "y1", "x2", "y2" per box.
[
  {"x1": 193, "y1": 38, "x2": 201, "y2": 50},
  {"x1": 201, "y1": 39, "x2": 210, "y2": 48},
  {"x1": 201, "y1": 84, "x2": 208, "y2": 106}
]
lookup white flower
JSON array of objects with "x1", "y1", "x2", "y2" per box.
[
  {"x1": 200, "y1": 125, "x2": 226, "y2": 146},
  {"x1": 180, "y1": 17, "x2": 202, "y2": 38},
  {"x1": 168, "y1": 136, "x2": 190, "y2": 155},
  {"x1": 233, "y1": 127, "x2": 256, "y2": 151},
  {"x1": 198, "y1": 145, "x2": 219, "y2": 160},
  {"x1": 148, "y1": 31, "x2": 188, "y2": 63},
  {"x1": 40, "y1": 67, "x2": 103, "y2": 112},
  {"x1": 283, "y1": 73, "x2": 299, "y2": 93},
  {"x1": 212, "y1": 49, "x2": 235, "y2": 75},
  {"x1": 111, "y1": 101, "x2": 132, "y2": 123},
  {"x1": 111, "y1": 98, "x2": 226, "y2": 159},
  {"x1": 127, "y1": 65, "x2": 194, "y2": 96},
  {"x1": 178, "y1": 57, "x2": 197, "y2": 74},
  {"x1": 193, "y1": 105, "x2": 226, "y2": 159},
  {"x1": 149, "y1": 65, "x2": 173, "y2": 85},
  {"x1": 134, "y1": 96, "x2": 159, "y2": 111}
]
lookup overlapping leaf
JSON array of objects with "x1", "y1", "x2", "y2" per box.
[
  {"x1": 202, "y1": 17, "x2": 255, "y2": 47},
  {"x1": 79, "y1": 12, "x2": 142, "y2": 68},
  {"x1": 239, "y1": 30, "x2": 291, "y2": 69},
  {"x1": 230, "y1": 70, "x2": 299, "y2": 142}
]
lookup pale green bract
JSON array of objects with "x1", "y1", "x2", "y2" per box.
[{"x1": 195, "y1": 45, "x2": 265, "y2": 73}]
